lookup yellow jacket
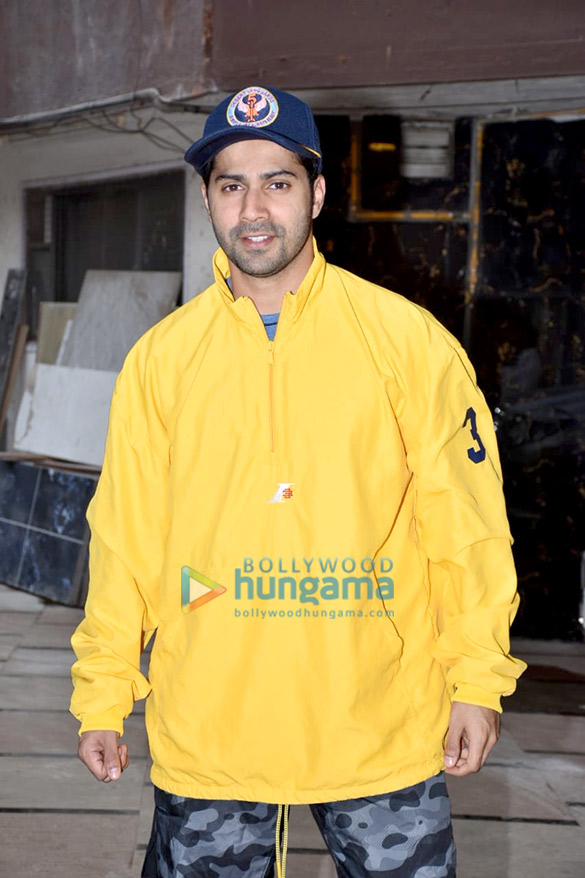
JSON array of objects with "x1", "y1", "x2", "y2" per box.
[{"x1": 70, "y1": 242, "x2": 525, "y2": 804}]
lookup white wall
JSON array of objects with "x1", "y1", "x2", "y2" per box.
[{"x1": 0, "y1": 107, "x2": 218, "y2": 311}]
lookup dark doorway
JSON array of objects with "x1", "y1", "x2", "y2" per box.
[{"x1": 25, "y1": 170, "x2": 185, "y2": 336}]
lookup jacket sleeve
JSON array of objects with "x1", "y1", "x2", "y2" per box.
[
  {"x1": 395, "y1": 320, "x2": 526, "y2": 712},
  {"x1": 70, "y1": 341, "x2": 170, "y2": 734}
]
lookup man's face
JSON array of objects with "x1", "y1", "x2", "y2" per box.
[{"x1": 201, "y1": 139, "x2": 325, "y2": 279}]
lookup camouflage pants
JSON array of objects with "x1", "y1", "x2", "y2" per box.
[{"x1": 142, "y1": 772, "x2": 455, "y2": 877}]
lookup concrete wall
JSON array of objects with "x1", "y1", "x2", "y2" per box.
[
  {"x1": 3, "y1": 0, "x2": 585, "y2": 119},
  {"x1": 213, "y1": 0, "x2": 585, "y2": 89},
  {"x1": 0, "y1": 0, "x2": 210, "y2": 118}
]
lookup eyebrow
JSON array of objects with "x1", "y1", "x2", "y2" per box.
[{"x1": 213, "y1": 169, "x2": 299, "y2": 183}]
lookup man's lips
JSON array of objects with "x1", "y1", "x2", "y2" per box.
[{"x1": 240, "y1": 234, "x2": 276, "y2": 246}]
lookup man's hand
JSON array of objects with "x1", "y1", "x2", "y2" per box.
[
  {"x1": 443, "y1": 702, "x2": 500, "y2": 776},
  {"x1": 78, "y1": 730, "x2": 129, "y2": 782}
]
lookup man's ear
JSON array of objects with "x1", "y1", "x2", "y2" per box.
[
  {"x1": 201, "y1": 181, "x2": 211, "y2": 218},
  {"x1": 312, "y1": 175, "x2": 326, "y2": 220}
]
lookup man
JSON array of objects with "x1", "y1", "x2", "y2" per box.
[{"x1": 71, "y1": 86, "x2": 526, "y2": 877}]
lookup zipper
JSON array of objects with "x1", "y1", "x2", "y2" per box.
[
  {"x1": 240, "y1": 291, "x2": 291, "y2": 456},
  {"x1": 264, "y1": 291, "x2": 290, "y2": 456},
  {"x1": 268, "y1": 341, "x2": 275, "y2": 453}
]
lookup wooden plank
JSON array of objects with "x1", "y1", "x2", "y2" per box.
[
  {"x1": 0, "y1": 324, "x2": 28, "y2": 433},
  {"x1": 0, "y1": 270, "x2": 26, "y2": 416},
  {"x1": 36, "y1": 302, "x2": 76, "y2": 366}
]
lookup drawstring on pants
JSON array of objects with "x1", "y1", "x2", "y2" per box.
[{"x1": 275, "y1": 803, "x2": 290, "y2": 878}]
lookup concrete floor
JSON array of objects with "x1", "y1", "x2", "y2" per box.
[{"x1": 0, "y1": 583, "x2": 584, "y2": 878}]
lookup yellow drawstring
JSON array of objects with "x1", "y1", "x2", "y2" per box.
[{"x1": 275, "y1": 803, "x2": 290, "y2": 878}]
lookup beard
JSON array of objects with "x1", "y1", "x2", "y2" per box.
[{"x1": 209, "y1": 208, "x2": 314, "y2": 279}]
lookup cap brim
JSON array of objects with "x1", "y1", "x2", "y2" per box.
[{"x1": 185, "y1": 129, "x2": 321, "y2": 175}]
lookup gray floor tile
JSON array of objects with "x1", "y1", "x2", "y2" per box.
[
  {"x1": 504, "y1": 712, "x2": 585, "y2": 754},
  {"x1": 486, "y1": 726, "x2": 527, "y2": 765},
  {"x1": 0, "y1": 754, "x2": 146, "y2": 810},
  {"x1": 0, "y1": 584, "x2": 44, "y2": 612},
  {"x1": 133, "y1": 698, "x2": 146, "y2": 715},
  {"x1": 0, "y1": 634, "x2": 20, "y2": 660},
  {"x1": 2, "y1": 660, "x2": 72, "y2": 678},
  {"x1": 130, "y1": 766, "x2": 154, "y2": 876},
  {"x1": 537, "y1": 754, "x2": 585, "y2": 804},
  {"x1": 512, "y1": 637, "x2": 585, "y2": 657},
  {"x1": 20, "y1": 622, "x2": 78, "y2": 648},
  {"x1": 0, "y1": 709, "x2": 148, "y2": 757},
  {"x1": 568, "y1": 803, "x2": 585, "y2": 827},
  {"x1": 8, "y1": 646, "x2": 75, "y2": 664},
  {"x1": 284, "y1": 852, "x2": 336, "y2": 877},
  {"x1": 453, "y1": 817, "x2": 585, "y2": 878},
  {"x1": 514, "y1": 653, "x2": 585, "y2": 677},
  {"x1": 0, "y1": 812, "x2": 135, "y2": 878},
  {"x1": 0, "y1": 673, "x2": 74, "y2": 710},
  {"x1": 2, "y1": 646, "x2": 74, "y2": 677},
  {"x1": 0, "y1": 612, "x2": 38, "y2": 634},
  {"x1": 37, "y1": 604, "x2": 85, "y2": 625},
  {"x1": 134, "y1": 778, "x2": 156, "y2": 847},
  {"x1": 288, "y1": 804, "x2": 328, "y2": 850},
  {"x1": 447, "y1": 764, "x2": 574, "y2": 822}
]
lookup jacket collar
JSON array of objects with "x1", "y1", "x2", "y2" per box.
[{"x1": 212, "y1": 238, "x2": 326, "y2": 324}]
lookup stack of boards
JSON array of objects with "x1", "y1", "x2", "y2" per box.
[{"x1": 13, "y1": 270, "x2": 181, "y2": 467}]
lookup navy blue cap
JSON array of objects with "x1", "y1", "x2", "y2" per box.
[{"x1": 184, "y1": 85, "x2": 322, "y2": 175}]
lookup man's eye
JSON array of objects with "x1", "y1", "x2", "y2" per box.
[
  {"x1": 269, "y1": 181, "x2": 289, "y2": 190},
  {"x1": 222, "y1": 184, "x2": 242, "y2": 192}
]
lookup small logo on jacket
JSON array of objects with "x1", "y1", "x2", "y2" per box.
[
  {"x1": 181, "y1": 566, "x2": 226, "y2": 613},
  {"x1": 267, "y1": 483, "x2": 295, "y2": 503}
]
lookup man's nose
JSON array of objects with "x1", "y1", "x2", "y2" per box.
[{"x1": 240, "y1": 187, "x2": 269, "y2": 223}]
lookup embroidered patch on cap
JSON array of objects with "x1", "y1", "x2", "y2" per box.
[{"x1": 226, "y1": 86, "x2": 279, "y2": 128}]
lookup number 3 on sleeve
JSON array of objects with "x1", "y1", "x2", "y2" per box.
[{"x1": 463, "y1": 407, "x2": 486, "y2": 463}]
